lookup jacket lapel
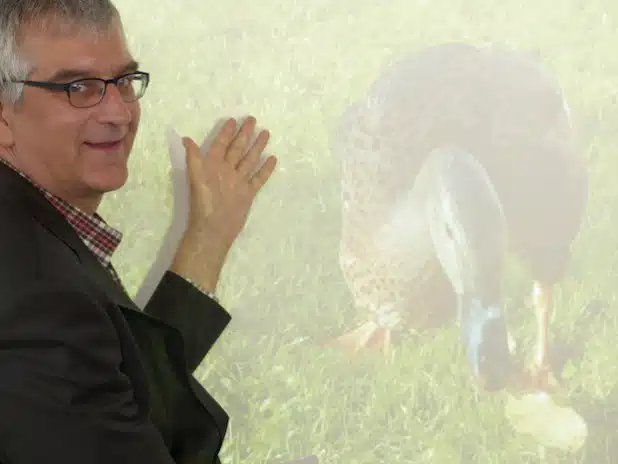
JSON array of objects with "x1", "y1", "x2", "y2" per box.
[
  {"x1": 0, "y1": 161, "x2": 141, "y2": 312},
  {"x1": 0, "y1": 161, "x2": 158, "y2": 410}
]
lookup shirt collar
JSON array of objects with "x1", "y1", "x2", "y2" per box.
[{"x1": 0, "y1": 156, "x2": 123, "y2": 268}]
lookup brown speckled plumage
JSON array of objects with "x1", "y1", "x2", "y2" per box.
[{"x1": 331, "y1": 42, "x2": 587, "y2": 343}]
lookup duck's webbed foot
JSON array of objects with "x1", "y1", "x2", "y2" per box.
[
  {"x1": 323, "y1": 322, "x2": 391, "y2": 353},
  {"x1": 521, "y1": 362, "x2": 560, "y2": 393},
  {"x1": 322, "y1": 308, "x2": 401, "y2": 358}
]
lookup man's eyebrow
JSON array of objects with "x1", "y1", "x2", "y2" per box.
[{"x1": 44, "y1": 60, "x2": 140, "y2": 82}]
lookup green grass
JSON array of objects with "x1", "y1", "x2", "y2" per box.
[{"x1": 103, "y1": 0, "x2": 618, "y2": 462}]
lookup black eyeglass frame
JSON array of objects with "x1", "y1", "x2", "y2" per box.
[{"x1": 10, "y1": 71, "x2": 150, "y2": 108}]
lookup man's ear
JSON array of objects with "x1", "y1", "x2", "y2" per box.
[{"x1": 0, "y1": 100, "x2": 15, "y2": 148}]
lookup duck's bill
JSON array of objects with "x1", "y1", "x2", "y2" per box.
[{"x1": 459, "y1": 297, "x2": 516, "y2": 392}]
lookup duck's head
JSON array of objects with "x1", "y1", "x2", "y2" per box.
[{"x1": 422, "y1": 147, "x2": 515, "y2": 391}]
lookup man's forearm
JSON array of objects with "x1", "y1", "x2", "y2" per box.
[{"x1": 169, "y1": 226, "x2": 230, "y2": 294}]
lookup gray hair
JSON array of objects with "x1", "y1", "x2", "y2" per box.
[{"x1": 0, "y1": 0, "x2": 121, "y2": 105}]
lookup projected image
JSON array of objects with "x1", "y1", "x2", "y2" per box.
[
  {"x1": 108, "y1": 1, "x2": 615, "y2": 463},
  {"x1": 326, "y1": 42, "x2": 587, "y2": 396}
]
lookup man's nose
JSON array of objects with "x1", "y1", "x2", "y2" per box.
[{"x1": 95, "y1": 84, "x2": 133, "y2": 124}]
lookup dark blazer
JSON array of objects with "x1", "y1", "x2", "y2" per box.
[{"x1": 0, "y1": 161, "x2": 231, "y2": 463}]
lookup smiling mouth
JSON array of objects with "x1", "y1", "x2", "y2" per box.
[{"x1": 85, "y1": 140, "x2": 123, "y2": 151}]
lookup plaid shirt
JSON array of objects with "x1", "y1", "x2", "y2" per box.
[{"x1": 0, "y1": 156, "x2": 128, "y2": 293}]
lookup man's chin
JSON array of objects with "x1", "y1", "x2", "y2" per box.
[{"x1": 86, "y1": 167, "x2": 129, "y2": 195}]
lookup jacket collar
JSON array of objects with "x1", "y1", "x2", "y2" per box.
[{"x1": 0, "y1": 160, "x2": 140, "y2": 312}]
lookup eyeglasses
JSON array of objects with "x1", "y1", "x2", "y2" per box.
[{"x1": 11, "y1": 71, "x2": 150, "y2": 108}]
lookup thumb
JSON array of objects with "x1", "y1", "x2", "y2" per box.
[
  {"x1": 182, "y1": 136, "x2": 215, "y2": 220},
  {"x1": 182, "y1": 136, "x2": 202, "y2": 190}
]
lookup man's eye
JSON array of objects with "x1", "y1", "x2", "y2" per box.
[
  {"x1": 70, "y1": 81, "x2": 103, "y2": 94},
  {"x1": 69, "y1": 82, "x2": 89, "y2": 93}
]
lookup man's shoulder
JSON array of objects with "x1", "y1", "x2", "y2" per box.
[
  {"x1": 0, "y1": 197, "x2": 40, "y2": 271},
  {"x1": 0, "y1": 197, "x2": 75, "y2": 297}
]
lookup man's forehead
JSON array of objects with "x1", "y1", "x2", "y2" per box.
[{"x1": 21, "y1": 18, "x2": 135, "y2": 80}]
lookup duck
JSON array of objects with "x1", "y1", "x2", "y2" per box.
[{"x1": 325, "y1": 42, "x2": 589, "y2": 393}]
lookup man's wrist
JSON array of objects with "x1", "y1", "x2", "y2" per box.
[
  {"x1": 171, "y1": 271, "x2": 220, "y2": 303},
  {"x1": 169, "y1": 226, "x2": 229, "y2": 296}
]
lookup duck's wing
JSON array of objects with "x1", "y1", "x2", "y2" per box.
[{"x1": 469, "y1": 46, "x2": 588, "y2": 283}]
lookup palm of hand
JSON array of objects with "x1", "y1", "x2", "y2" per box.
[{"x1": 182, "y1": 116, "x2": 277, "y2": 248}]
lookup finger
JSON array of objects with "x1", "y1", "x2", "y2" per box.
[
  {"x1": 249, "y1": 155, "x2": 278, "y2": 193},
  {"x1": 207, "y1": 118, "x2": 238, "y2": 161},
  {"x1": 225, "y1": 116, "x2": 256, "y2": 165},
  {"x1": 237, "y1": 129, "x2": 270, "y2": 177}
]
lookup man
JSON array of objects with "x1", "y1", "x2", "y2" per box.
[{"x1": 0, "y1": 0, "x2": 277, "y2": 463}]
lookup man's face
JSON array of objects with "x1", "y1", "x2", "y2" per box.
[{"x1": 0, "y1": 15, "x2": 141, "y2": 213}]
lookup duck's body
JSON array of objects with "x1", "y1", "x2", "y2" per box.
[
  {"x1": 337, "y1": 126, "x2": 456, "y2": 337},
  {"x1": 328, "y1": 42, "x2": 588, "y2": 392}
]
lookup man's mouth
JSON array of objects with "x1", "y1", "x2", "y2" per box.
[{"x1": 85, "y1": 139, "x2": 123, "y2": 151}]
